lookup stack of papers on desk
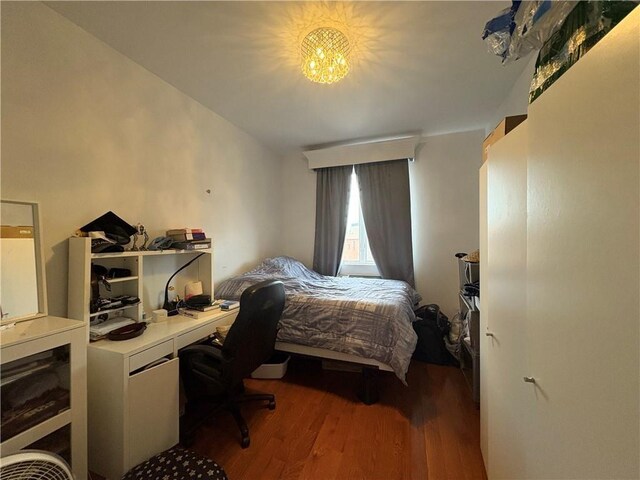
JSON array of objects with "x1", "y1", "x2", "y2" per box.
[{"x1": 90, "y1": 316, "x2": 135, "y2": 341}]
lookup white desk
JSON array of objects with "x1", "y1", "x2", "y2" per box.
[{"x1": 87, "y1": 310, "x2": 237, "y2": 480}]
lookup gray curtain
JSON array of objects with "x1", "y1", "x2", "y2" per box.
[
  {"x1": 312, "y1": 165, "x2": 353, "y2": 276},
  {"x1": 354, "y1": 159, "x2": 415, "y2": 287}
]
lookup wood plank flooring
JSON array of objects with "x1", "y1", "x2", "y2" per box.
[{"x1": 191, "y1": 358, "x2": 487, "y2": 480}]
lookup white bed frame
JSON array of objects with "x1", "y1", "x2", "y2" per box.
[{"x1": 275, "y1": 341, "x2": 393, "y2": 372}]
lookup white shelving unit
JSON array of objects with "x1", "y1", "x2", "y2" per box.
[
  {"x1": 67, "y1": 237, "x2": 214, "y2": 338},
  {"x1": 457, "y1": 258, "x2": 479, "y2": 404},
  {"x1": 104, "y1": 276, "x2": 138, "y2": 284},
  {"x1": 0, "y1": 316, "x2": 87, "y2": 479},
  {"x1": 67, "y1": 237, "x2": 238, "y2": 479}
]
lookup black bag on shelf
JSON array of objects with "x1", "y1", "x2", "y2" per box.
[{"x1": 412, "y1": 304, "x2": 458, "y2": 366}]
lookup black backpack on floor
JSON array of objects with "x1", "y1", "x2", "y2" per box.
[{"x1": 412, "y1": 304, "x2": 458, "y2": 366}]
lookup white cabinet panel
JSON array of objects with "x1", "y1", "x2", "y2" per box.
[
  {"x1": 479, "y1": 163, "x2": 489, "y2": 459},
  {"x1": 128, "y1": 358, "x2": 179, "y2": 470},
  {"x1": 524, "y1": 10, "x2": 639, "y2": 478},
  {"x1": 484, "y1": 123, "x2": 530, "y2": 479}
]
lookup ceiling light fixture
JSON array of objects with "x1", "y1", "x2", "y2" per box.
[{"x1": 301, "y1": 27, "x2": 351, "y2": 85}]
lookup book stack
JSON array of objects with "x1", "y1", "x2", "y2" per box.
[
  {"x1": 167, "y1": 228, "x2": 211, "y2": 250},
  {"x1": 220, "y1": 300, "x2": 240, "y2": 311}
]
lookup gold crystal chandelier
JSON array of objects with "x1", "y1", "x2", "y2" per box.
[{"x1": 301, "y1": 27, "x2": 351, "y2": 84}]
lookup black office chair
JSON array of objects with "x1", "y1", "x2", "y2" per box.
[{"x1": 179, "y1": 279, "x2": 285, "y2": 448}]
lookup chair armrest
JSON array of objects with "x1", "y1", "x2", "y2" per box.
[{"x1": 180, "y1": 344, "x2": 224, "y2": 362}]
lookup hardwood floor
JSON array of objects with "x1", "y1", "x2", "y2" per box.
[{"x1": 191, "y1": 357, "x2": 487, "y2": 480}]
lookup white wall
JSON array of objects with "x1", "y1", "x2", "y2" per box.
[
  {"x1": 487, "y1": 55, "x2": 537, "y2": 134},
  {"x1": 281, "y1": 152, "x2": 316, "y2": 267},
  {"x1": 1, "y1": 2, "x2": 283, "y2": 317},
  {"x1": 280, "y1": 130, "x2": 483, "y2": 317},
  {"x1": 410, "y1": 130, "x2": 484, "y2": 316}
]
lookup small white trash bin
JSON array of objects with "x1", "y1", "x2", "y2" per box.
[{"x1": 250, "y1": 353, "x2": 290, "y2": 379}]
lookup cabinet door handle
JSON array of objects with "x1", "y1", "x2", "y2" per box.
[
  {"x1": 485, "y1": 332, "x2": 494, "y2": 337},
  {"x1": 523, "y1": 376, "x2": 536, "y2": 384}
]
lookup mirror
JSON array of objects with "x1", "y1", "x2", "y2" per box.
[{"x1": 0, "y1": 200, "x2": 48, "y2": 323}]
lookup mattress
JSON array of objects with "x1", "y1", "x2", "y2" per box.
[{"x1": 215, "y1": 256, "x2": 420, "y2": 383}]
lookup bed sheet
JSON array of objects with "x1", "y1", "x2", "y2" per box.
[{"x1": 215, "y1": 256, "x2": 419, "y2": 382}]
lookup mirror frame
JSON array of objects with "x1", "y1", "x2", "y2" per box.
[{"x1": 1, "y1": 199, "x2": 48, "y2": 324}]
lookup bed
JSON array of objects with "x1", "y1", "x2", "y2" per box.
[{"x1": 215, "y1": 256, "x2": 420, "y2": 398}]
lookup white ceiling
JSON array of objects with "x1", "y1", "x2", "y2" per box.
[{"x1": 47, "y1": 1, "x2": 528, "y2": 154}]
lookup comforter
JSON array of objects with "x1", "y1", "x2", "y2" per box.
[{"x1": 215, "y1": 256, "x2": 420, "y2": 383}]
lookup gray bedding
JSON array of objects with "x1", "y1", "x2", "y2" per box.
[{"x1": 215, "y1": 256, "x2": 420, "y2": 383}]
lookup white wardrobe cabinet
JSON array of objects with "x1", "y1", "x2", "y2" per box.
[
  {"x1": 481, "y1": 8, "x2": 639, "y2": 479},
  {"x1": 482, "y1": 122, "x2": 530, "y2": 479}
]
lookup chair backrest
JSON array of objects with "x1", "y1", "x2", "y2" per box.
[{"x1": 221, "y1": 279, "x2": 285, "y2": 383}]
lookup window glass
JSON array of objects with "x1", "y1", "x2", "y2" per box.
[{"x1": 341, "y1": 171, "x2": 377, "y2": 268}]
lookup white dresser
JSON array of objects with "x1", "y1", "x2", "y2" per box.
[{"x1": 0, "y1": 316, "x2": 87, "y2": 479}]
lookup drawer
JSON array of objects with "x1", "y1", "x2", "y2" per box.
[
  {"x1": 175, "y1": 323, "x2": 216, "y2": 351},
  {"x1": 129, "y1": 340, "x2": 173, "y2": 373}
]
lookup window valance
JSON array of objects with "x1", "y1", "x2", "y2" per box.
[{"x1": 304, "y1": 136, "x2": 419, "y2": 170}]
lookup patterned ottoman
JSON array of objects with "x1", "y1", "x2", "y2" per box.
[{"x1": 122, "y1": 447, "x2": 227, "y2": 480}]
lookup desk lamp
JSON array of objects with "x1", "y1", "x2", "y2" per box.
[{"x1": 163, "y1": 253, "x2": 205, "y2": 316}]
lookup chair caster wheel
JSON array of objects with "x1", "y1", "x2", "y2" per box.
[
  {"x1": 268, "y1": 399, "x2": 276, "y2": 410},
  {"x1": 241, "y1": 436, "x2": 250, "y2": 449}
]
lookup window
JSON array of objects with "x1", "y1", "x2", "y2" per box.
[{"x1": 339, "y1": 170, "x2": 379, "y2": 276}]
